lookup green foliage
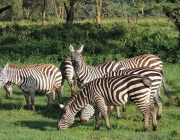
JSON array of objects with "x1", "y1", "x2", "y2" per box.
[{"x1": 0, "y1": 20, "x2": 179, "y2": 65}]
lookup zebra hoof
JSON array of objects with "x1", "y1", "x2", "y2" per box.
[
  {"x1": 106, "y1": 126, "x2": 112, "y2": 130},
  {"x1": 153, "y1": 126, "x2": 157, "y2": 131},
  {"x1": 117, "y1": 116, "x2": 121, "y2": 119},
  {"x1": 143, "y1": 128, "x2": 148, "y2": 132},
  {"x1": 94, "y1": 126, "x2": 99, "y2": 130},
  {"x1": 157, "y1": 115, "x2": 162, "y2": 120}
]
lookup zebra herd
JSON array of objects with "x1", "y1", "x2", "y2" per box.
[{"x1": 0, "y1": 45, "x2": 174, "y2": 132}]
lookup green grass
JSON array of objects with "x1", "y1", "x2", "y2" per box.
[{"x1": 0, "y1": 64, "x2": 180, "y2": 140}]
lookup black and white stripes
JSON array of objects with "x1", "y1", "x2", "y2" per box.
[
  {"x1": 58, "y1": 74, "x2": 157, "y2": 131},
  {"x1": 0, "y1": 63, "x2": 62, "y2": 110},
  {"x1": 69, "y1": 45, "x2": 123, "y2": 88},
  {"x1": 60, "y1": 57, "x2": 77, "y2": 95}
]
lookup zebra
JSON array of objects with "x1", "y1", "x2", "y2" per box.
[
  {"x1": 104, "y1": 67, "x2": 166, "y2": 119},
  {"x1": 116, "y1": 53, "x2": 174, "y2": 104},
  {"x1": 60, "y1": 57, "x2": 77, "y2": 95},
  {"x1": 57, "y1": 74, "x2": 157, "y2": 131},
  {"x1": 0, "y1": 63, "x2": 62, "y2": 111},
  {"x1": 69, "y1": 45, "x2": 174, "y2": 121},
  {"x1": 80, "y1": 67, "x2": 165, "y2": 122},
  {"x1": 69, "y1": 45, "x2": 123, "y2": 88}
]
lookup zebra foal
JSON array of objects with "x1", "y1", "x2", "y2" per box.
[
  {"x1": 58, "y1": 74, "x2": 157, "y2": 131},
  {"x1": 0, "y1": 63, "x2": 62, "y2": 111}
]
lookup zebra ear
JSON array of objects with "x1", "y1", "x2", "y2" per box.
[
  {"x1": 69, "y1": 44, "x2": 75, "y2": 52},
  {"x1": 77, "y1": 45, "x2": 84, "y2": 53},
  {"x1": 58, "y1": 103, "x2": 65, "y2": 109}
]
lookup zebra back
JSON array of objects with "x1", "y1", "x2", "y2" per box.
[{"x1": 118, "y1": 54, "x2": 163, "y2": 70}]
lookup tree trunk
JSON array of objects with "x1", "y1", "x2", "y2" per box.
[
  {"x1": 0, "y1": 5, "x2": 12, "y2": 14},
  {"x1": 42, "y1": 0, "x2": 47, "y2": 28},
  {"x1": 64, "y1": 2, "x2": 76, "y2": 24},
  {"x1": 54, "y1": 1, "x2": 64, "y2": 20},
  {"x1": 95, "y1": 0, "x2": 102, "y2": 24}
]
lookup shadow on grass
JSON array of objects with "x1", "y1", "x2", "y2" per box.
[
  {"x1": 14, "y1": 117, "x2": 95, "y2": 131},
  {"x1": 14, "y1": 120, "x2": 57, "y2": 131}
]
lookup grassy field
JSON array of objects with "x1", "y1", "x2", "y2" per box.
[{"x1": 0, "y1": 64, "x2": 180, "y2": 140}]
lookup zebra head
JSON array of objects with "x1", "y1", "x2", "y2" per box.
[
  {"x1": 0, "y1": 63, "x2": 9, "y2": 88},
  {"x1": 69, "y1": 45, "x2": 84, "y2": 71},
  {"x1": 57, "y1": 104, "x2": 75, "y2": 130}
]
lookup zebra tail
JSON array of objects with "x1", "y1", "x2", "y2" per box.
[{"x1": 160, "y1": 70, "x2": 175, "y2": 105}]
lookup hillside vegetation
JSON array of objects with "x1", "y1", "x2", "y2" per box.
[{"x1": 0, "y1": 18, "x2": 179, "y2": 66}]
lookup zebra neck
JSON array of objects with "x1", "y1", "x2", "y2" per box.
[
  {"x1": 74, "y1": 63, "x2": 87, "y2": 78},
  {"x1": 7, "y1": 68, "x2": 22, "y2": 85},
  {"x1": 69, "y1": 90, "x2": 90, "y2": 113}
]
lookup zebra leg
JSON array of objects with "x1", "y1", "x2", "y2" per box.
[
  {"x1": 122, "y1": 104, "x2": 126, "y2": 112},
  {"x1": 46, "y1": 91, "x2": 53, "y2": 106},
  {"x1": 150, "y1": 105, "x2": 157, "y2": 131},
  {"x1": 51, "y1": 89, "x2": 56, "y2": 102},
  {"x1": 108, "y1": 106, "x2": 114, "y2": 113},
  {"x1": 23, "y1": 92, "x2": 30, "y2": 110},
  {"x1": 95, "y1": 100, "x2": 111, "y2": 130},
  {"x1": 143, "y1": 113, "x2": 149, "y2": 132},
  {"x1": 29, "y1": 92, "x2": 35, "y2": 111},
  {"x1": 154, "y1": 89, "x2": 163, "y2": 120},
  {"x1": 56, "y1": 88, "x2": 62, "y2": 102},
  {"x1": 94, "y1": 107, "x2": 101, "y2": 130},
  {"x1": 114, "y1": 106, "x2": 121, "y2": 119}
]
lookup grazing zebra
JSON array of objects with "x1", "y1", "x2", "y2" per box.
[
  {"x1": 60, "y1": 57, "x2": 77, "y2": 95},
  {"x1": 4, "y1": 81, "x2": 14, "y2": 99},
  {"x1": 57, "y1": 74, "x2": 157, "y2": 131},
  {"x1": 0, "y1": 63, "x2": 62, "y2": 111}
]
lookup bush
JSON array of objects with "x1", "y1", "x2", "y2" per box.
[{"x1": 0, "y1": 22, "x2": 179, "y2": 65}]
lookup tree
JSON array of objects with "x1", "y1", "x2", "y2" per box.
[
  {"x1": 95, "y1": 0, "x2": 102, "y2": 24},
  {"x1": 155, "y1": 0, "x2": 180, "y2": 48},
  {"x1": 42, "y1": 0, "x2": 47, "y2": 27},
  {"x1": 54, "y1": 0, "x2": 64, "y2": 20},
  {"x1": 0, "y1": 5, "x2": 12, "y2": 14},
  {"x1": 64, "y1": 1, "x2": 77, "y2": 24}
]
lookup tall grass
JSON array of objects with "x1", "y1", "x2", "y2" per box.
[{"x1": 0, "y1": 64, "x2": 180, "y2": 140}]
